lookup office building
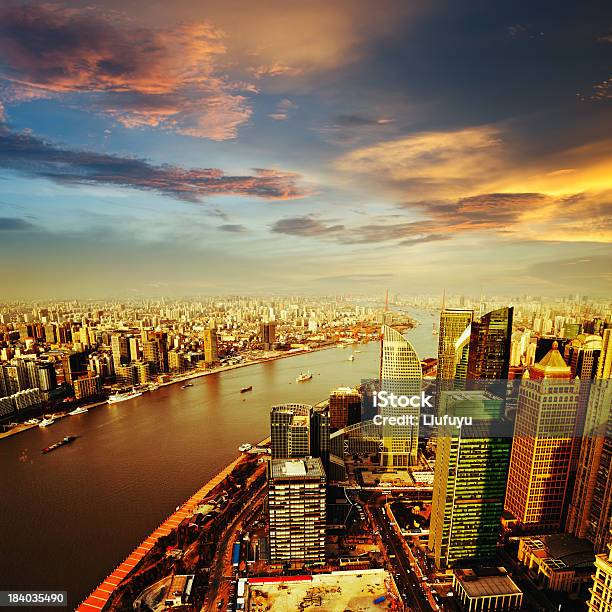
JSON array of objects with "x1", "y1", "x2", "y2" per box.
[
  {"x1": 270, "y1": 404, "x2": 312, "y2": 459},
  {"x1": 268, "y1": 458, "x2": 326, "y2": 567},
  {"x1": 203, "y1": 327, "x2": 218, "y2": 364},
  {"x1": 62, "y1": 352, "x2": 87, "y2": 385},
  {"x1": 567, "y1": 379, "x2": 612, "y2": 553},
  {"x1": 437, "y1": 309, "x2": 473, "y2": 383},
  {"x1": 430, "y1": 391, "x2": 510, "y2": 568},
  {"x1": 598, "y1": 329, "x2": 612, "y2": 379},
  {"x1": 565, "y1": 334, "x2": 602, "y2": 379},
  {"x1": 452, "y1": 568, "x2": 523, "y2": 612},
  {"x1": 74, "y1": 374, "x2": 102, "y2": 400},
  {"x1": 504, "y1": 343, "x2": 580, "y2": 531},
  {"x1": 380, "y1": 324, "x2": 422, "y2": 467},
  {"x1": 260, "y1": 322, "x2": 277, "y2": 351},
  {"x1": 111, "y1": 334, "x2": 130, "y2": 367},
  {"x1": 589, "y1": 531, "x2": 612, "y2": 612},
  {"x1": 467, "y1": 307, "x2": 513, "y2": 382},
  {"x1": 329, "y1": 387, "x2": 361, "y2": 430}
]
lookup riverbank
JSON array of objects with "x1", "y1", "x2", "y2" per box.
[
  {"x1": 78, "y1": 436, "x2": 271, "y2": 611},
  {"x1": 0, "y1": 341, "x2": 367, "y2": 442}
]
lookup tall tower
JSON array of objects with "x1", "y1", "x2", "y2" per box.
[
  {"x1": 380, "y1": 324, "x2": 422, "y2": 467},
  {"x1": 430, "y1": 391, "x2": 510, "y2": 569},
  {"x1": 504, "y1": 343, "x2": 580, "y2": 531},
  {"x1": 268, "y1": 458, "x2": 326, "y2": 567},
  {"x1": 203, "y1": 327, "x2": 218, "y2": 364},
  {"x1": 329, "y1": 387, "x2": 361, "y2": 430},
  {"x1": 437, "y1": 309, "x2": 473, "y2": 383},
  {"x1": 467, "y1": 307, "x2": 513, "y2": 382},
  {"x1": 270, "y1": 404, "x2": 311, "y2": 459}
]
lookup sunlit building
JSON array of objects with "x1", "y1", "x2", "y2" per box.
[
  {"x1": 268, "y1": 458, "x2": 326, "y2": 567},
  {"x1": 504, "y1": 343, "x2": 580, "y2": 531},
  {"x1": 379, "y1": 324, "x2": 421, "y2": 467},
  {"x1": 437, "y1": 308, "x2": 473, "y2": 384}
]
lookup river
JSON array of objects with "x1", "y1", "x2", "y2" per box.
[{"x1": 0, "y1": 308, "x2": 439, "y2": 608}]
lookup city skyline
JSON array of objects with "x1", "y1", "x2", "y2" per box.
[{"x1": 0, "y1": 0, "x2": 610, "y2": 298}]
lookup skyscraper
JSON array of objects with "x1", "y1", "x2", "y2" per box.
[
  {"x1": 329, "y1": 387, "x2": 361, "y2": 430},
  {"x1": 270, "y1": 404, "x2": 311, "y2": 459},
  {"x1": 567, "y1": 377, "x2": 612, "y2": 553},
  {"x1": 504, "y1": 343, "x2": 580, "y2": 531},
  {"x1": 111, "y1": 334, "x2": 129, "y2": 367},
  {"x1": 430, "y1": 391, "x2": 510, "y2": 569},
  {"x1": 380, "y1": 324, "x2": 422, "y2": 467},
  {"x1": 437, "y1": 309, "x2": 473, "y2": 383},
  {"x1": 260, "y1": 322, "x2": 277, "y2": 351},
  {"x1": 268, "y1": 458, "x2": 326, "y2": 567},
  {"x1": 467, "y1": 307, "x2": 513, "y2": 382},
  {"x1": 203, "y1": 327, "x2": 218, "y2": 364}
]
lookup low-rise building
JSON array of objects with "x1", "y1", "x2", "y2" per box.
[
  {"x1": 518, "y1": 534, "x2": 595, "y2": 592},
  {"x1": 452, "y1": 568, "x2": 523, "y2": 611}
]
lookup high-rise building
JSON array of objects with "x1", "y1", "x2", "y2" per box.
[
  {"x1": 437, "y1": 309, "x2": 473, "y2": 383},
  {"x1": 260, "y1": 322, "x2": 277, "y2": 351},
  {"x1": 467, "y1": 307, "x2": 513, "y2": 382},
  {"x1": 268, "y1": 458, "x2": 326, "y2": 567},
  {"x1": 168, "y1": 350, "x2": 187, "y2": 373},
  {"x1": 329, "y1": 387, "x2": 361, "y2": 430},
  {"x1": 111, "y1": 334, "x2": 130, "y2": 367},
  {"x1": 62, "y1": 352, "x2": 87, "y2": 385},
  {"x1": 430, "y1": 391, "x2": 510, "y2": 569},
  {"x1": 270, "y1": 404, "x2": 311, "y2": 459},
  {"x1": 74, "y1": 374, "x2": 102, "y2": 400},
  {"x1": 453, "y1": 324, "x2": 472, "y2": 387},
  {"x1": 565, "y1": 334, "x2": 602, "y2": 379},
  {"x1": 504, "y1": 343, "x2": 580, "y2": 531},
  {"x1": 567, "y1": 377, "x2": 612, "y2": 553},
  {"x1": 380, "y1": 324, "x2": 422, "y2": 467},
  {"x1": 598, "y1": 329, "x2": 612, "y2": 379},
  {"x1": 203, "y1": 327, "x2": 218, "y2": 364}
]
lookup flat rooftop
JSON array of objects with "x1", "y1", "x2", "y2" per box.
[
  {"x1": 270, "y1": 457, "x2": 325, "y2": 480},
  {"x1": 454, "y1": 568, "x2": 522, "y2": 598},
  {"x1": 245, "y1": 569, "x2": 395, "y2": 611}
]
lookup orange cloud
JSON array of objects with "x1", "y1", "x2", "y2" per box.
[{"x1": 0, "y1": 6, "x2": 251, "y2": 140}]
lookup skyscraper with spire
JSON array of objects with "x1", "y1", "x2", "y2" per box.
[
  {"x1": 504, "y1": 342, "x2": 580, "y2": 531},
  {"x1": 379, "y1": 324, "x2": 422, "y2": 466}
]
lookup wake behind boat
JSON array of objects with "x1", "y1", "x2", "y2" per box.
[
  {"x1": 42, "y1": 435, "x2": 77, "y2": 454},
  {"x1": 107, "y1": 389, "x2": 143, "y2": 404}
]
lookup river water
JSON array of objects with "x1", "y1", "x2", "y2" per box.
[{"x1": 0, "y1": 308, "x2": 438, "y2": 608}]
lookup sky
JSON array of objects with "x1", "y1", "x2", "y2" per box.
[{"x1": 0, "y1": 0, "x2": 610, "y2": 299}]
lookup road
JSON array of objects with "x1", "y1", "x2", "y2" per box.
[{"x1": 370, "y1": 505, "x2": 433, "y2": 612}]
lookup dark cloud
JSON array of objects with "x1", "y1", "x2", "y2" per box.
[
  {"x1": 0, "y1": 126, "x2": 308, "y2": 201},
  {"x1": 219, "y1": 224, "x2": 247, "y2": 232},
  {"x1": 270, "y1": 216, "x2": 345, "y2": 237},
  {"x1": 0, "y1": 217, "x2": 36, "y2": 231}
]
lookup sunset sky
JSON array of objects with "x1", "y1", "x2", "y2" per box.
[{"x1": 0, "y1": 0, "x2": 610, "y2": 298}]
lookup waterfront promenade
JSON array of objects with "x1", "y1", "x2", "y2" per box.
[{"x1": 77, "y1": 452, "x2": 249, "y2": 611}]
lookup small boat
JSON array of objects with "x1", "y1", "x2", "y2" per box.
[
  {"x1": 238, "y1": 443, "x2": 252, "y2": 452},
  {"x1": 24, "y1": 418, "x2": 40, "y2": 425},
  {"x1": 148, "y1": 384, "x2": 159, "y2": 391},
  {"x1": 42, "y1": 435, "x2": 77, "y2": 454},
  {"x1": 240, "y1": 386, "x2": 253, "y2": 393},
  {"x1": 181, "y1": 383, "x2": 194, "y2": 389},
  {"x1": 39, "y1": 417, "x2": 55, "y2": 427},
  {"x1": 69, "y1": 406, "x2": 88, "y2": 416},
  {"x1": 432, "y1": 323, "x2": 439, "y2": 335},
  {"x1": 296, "y1": 371, "x2": 313, "y2": 383},
  {"x1": 348, "y1": 354, "x2": 355, "y2": 361},
  {"x1": 107, "y1": 389, "x2": 143, "y2": 404}
]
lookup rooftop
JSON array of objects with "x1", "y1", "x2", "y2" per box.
[
  {"x1": 454, "y1": 568, "x2": 522, "y2": 598},
  {"x1": 245, "y1": 569, "x2": 395, "y2": 611},
  {"x1": 270, "y1": 457, "x2": 325, "y2": 480}
]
